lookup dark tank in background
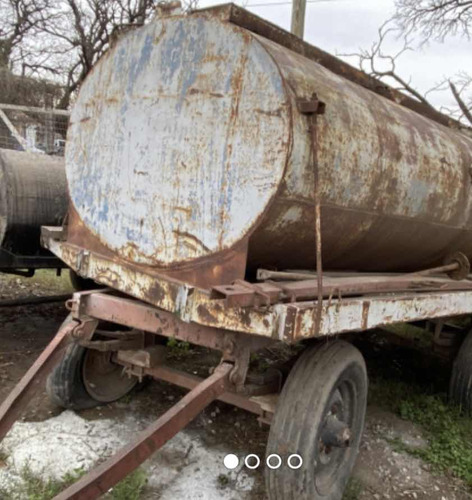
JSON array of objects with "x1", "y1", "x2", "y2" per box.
[{"x1": 0, "y1": 148, "x2": 67, "y2": 276}]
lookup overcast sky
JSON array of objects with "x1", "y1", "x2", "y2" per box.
[{"x1": 199, "y1": 0, "x2": 472, "y2": 110}]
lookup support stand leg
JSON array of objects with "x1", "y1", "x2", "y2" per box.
[{"x1": 53, "y1": 362, "x2": 233, "y2": 500}]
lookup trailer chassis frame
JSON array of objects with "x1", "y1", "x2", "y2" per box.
[{"x1": 0, "y1": 289, "x2": 279, "y2": 499}]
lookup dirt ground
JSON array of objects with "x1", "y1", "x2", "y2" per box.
[{"x1": 0, "y1": 271, "x2": 471, "y2": 499}]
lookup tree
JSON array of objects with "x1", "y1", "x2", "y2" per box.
[
  {"x1": 36, "y1": 0, "x2": 157, "y2": 109},
  {"x1": 342, "y1": 2, "x2": 472, "y2": 127},
  {"x1": 0, "y1": 0, "x2": 49, "y2": 70},
  {"x1": 394, "y1": 0, "x2": 472, "y2": 40},
  {"x1": 1, "y1": 0, "x2": 201, "y2": 109}
]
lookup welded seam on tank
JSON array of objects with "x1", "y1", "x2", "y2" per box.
[
  {"x1": 241, "y1": 34, "x2": 295, "y2": 227},
  {"x1": 216, "y1": 33, "x2": 250, "y2": 250},
  {"x1": 275, "y1": 197, "x2": 472, "y2": 231}
]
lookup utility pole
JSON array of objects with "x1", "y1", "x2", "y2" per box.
[{"x1": 291, "y1": 0, "x2": 307, "y2": 39}]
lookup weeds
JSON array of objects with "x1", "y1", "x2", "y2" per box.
[
  {"x1": 107, "y1": 468, "x2": 148, "y2": 500},
  {"x1": 217, "y1": 473, "x2": 230, "y2": 488},
  {"x1": 10, "y1": 465, "x2": 86, "y2": 500},
  {"x1": 342, "y1": 477, "x2": 363, "y2": 499},
  {"x1": 370, "y1": 378, "x2": 472, "y2": 487},
  {"x1": 0, "y1": 465, "x2": 148, "y2": 500},
  {"x1": 167, "y1": 337, "x2": 191, "y2": 357},
  {"x1": 0, "y1": 449, "x2": 8, "y2": 464}
]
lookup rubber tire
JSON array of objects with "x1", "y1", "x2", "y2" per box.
[
  {"x1": 46, "y1": 342, "x2": 100, "y2": 410},
  {"x1": 450, "y1": 330, "x2": 472, "y2": 414},
  {"x1": 265, "y1": 340, "x2": 368, "y2": 500}
]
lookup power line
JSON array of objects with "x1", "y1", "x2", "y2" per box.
[{"x1": 245, "y1": 0, "x2": 345, "y2": 7}]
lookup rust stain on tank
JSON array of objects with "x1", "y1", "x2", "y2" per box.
[{"x1": 58, "y1": 6, "x2": 472, "y2": 296}]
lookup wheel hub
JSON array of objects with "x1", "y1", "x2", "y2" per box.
[
  {"x1": 320, "y1": 415, "x2": 351, "y2": 449},
  {"x1": 82, "y1": 349, "x2": 138, "y2": 403}
]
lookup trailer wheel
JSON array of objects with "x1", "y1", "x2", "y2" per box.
[
  {"x1": 450, "y1": 330, "x2": 472, "y2": 414},
  {"x1": 46, "y1": 342, "x2": 138, "y2": 410},
  {"x1": 265, "y1": 341, "x2": 367, "y2": 500}
]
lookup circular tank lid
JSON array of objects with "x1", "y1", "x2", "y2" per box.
[{"x1": 66, "y1": 14, "x2": 291, "y2": 267}]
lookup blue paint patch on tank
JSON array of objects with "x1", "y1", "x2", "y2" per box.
[
  {"x1": 97, "y1": 197, "x2": 109, "y2": 222},
  {"x1": 176, "y1": 19, "x2": 207, "y2": 112},
  {"x1": 115, "y1": 46, "x2": 127, "y2": 75},
  {"x1": 161, "y1": 21, "x2": 186, "y2": 84},
  {"x1": 65, "y1": 15, "x2": 290, "y2": 266},
  {"x1": 127, "y1": 33, "x2": 154, "y2": 94}
]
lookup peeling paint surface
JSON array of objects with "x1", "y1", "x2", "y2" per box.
[
  {"x1": 249, "y1": 35, "x2": 472, "y2": 272},
  {"x1": 66, "y1": 15, "x2": 291, "y2": 267},
  {"x1": 66, "y1": 10, "x2": 472, "y2": 278}
]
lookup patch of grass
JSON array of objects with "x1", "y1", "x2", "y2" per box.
[
  {"x1": 3, "y1": 465, "x2": 147, "y2": 500},
  {"x1": 167, "y1": 337, "x2": 191, "y2": 357},
  {"x1": 382, "y1": 323, "x2": 434, "y2": 349},
  {"x1": 108, "y1": 468, "x2": 148, "y2": 500},
  {"x1": 0, "y1": 269, "x2": 73, "y2": 295},
  {"x1": 217, "y1": 473, "x2": 230, "y2": 488},
  {"x1": 342, "y1": 477, "x2": 363, "y2": 499},
  {"x1": 13, "y1": 465, "x2": 85, "y2": 500},
  {"x1": 370, "y1": 378, "x2": 472, "y2": 487},
  {"x1": 120, "y1": 393, "x2": 133, "y2": 405},
  {"x1": 0, "y1": 449, "x2": 9, "y2": 464}
]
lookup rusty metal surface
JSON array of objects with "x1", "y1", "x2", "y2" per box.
[
  {"x1": 45, "y1": 234, "x2": 277, "y2": 337},
  {"x1": 276, "y1": 291, "x2": 472, "y2": 340},
  {"x1": 53, "y1": 362, "x2": 232, "y2": 500},
  {"x1": 202, "y1": 3, "x2": 468, "y2": 132},
  {"x1": 49, "y1": 257, "x2": 472, "y2": 353},
  {"x1": 43, "y1": 235, "x2": 472, "y2": 342},
  {"x1": 139, "y1": 363, "x2": 272, "y2": 416},
  {"x1": 247, "y1": 32, "x2": 472, "y2": 274},
  {"x1": 212, "y1": 273, "x2": 472, "y2": 307},
  {"x1": 66, "y1": 14, "x2": 291, "y2": 272},
  {"x1": 64, "y1": 206, "x2": 249, "y2": 289},
  {"x1": 66, "y1": 287, "x2": 273, "y2": 350},
  {"x1": 57, "y1": 5, "x2": 472, "y2": 292}
]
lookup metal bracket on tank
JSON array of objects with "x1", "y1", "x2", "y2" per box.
[
  {"x1": 296, "y1": 91, "x2": 325, "y2": 335},
  {"x1": 296, "y1": 93, "x2": 326, "y2": 115}
]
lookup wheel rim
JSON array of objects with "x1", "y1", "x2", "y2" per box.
[
  {"x1": 82, "y1": 349, "x2": 138, "y2": 403},
  {"x1": 314, "y1": 378, "x2": 358, "y2": 495}
]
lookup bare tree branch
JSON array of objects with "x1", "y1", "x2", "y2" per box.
[
  {"x1": 35, "y1": 0, "x2": 158, "y2": 108},
  {"x1": 339, "y1": 22, "x2": 435, "y2": 108},
  {"x1": 340, "y1": 19, "x2": 472, "y2": 128},
  {"x1": 0, "y1": 0, "x2": 52, "y2": 69},
  {"x1": 395, "y1": 0, "x2": 472, "y2": 40},
  {"x1": 449, "y1": 78, "x2": 472, "y2": 124}
]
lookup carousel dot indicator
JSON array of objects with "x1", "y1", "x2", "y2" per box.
[{"x1": 223, "y1": 453, "x2": 239, "y2": 470}]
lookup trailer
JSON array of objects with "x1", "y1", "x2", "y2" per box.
[{"x1": 2, "y1": 4, "x2": 472, "y2": 499}]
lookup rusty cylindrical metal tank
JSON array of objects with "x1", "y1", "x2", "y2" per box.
[
  {"x1": 64, "y1": 9, "x2": 472, "y2": 284},
  {"x1": 0, "y1": 149, "x2": 67, "y2": 258}
]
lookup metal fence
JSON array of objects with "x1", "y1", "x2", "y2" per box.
[{"x1": 0, "y1": 103, "x2": 69, "y2": 156}]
